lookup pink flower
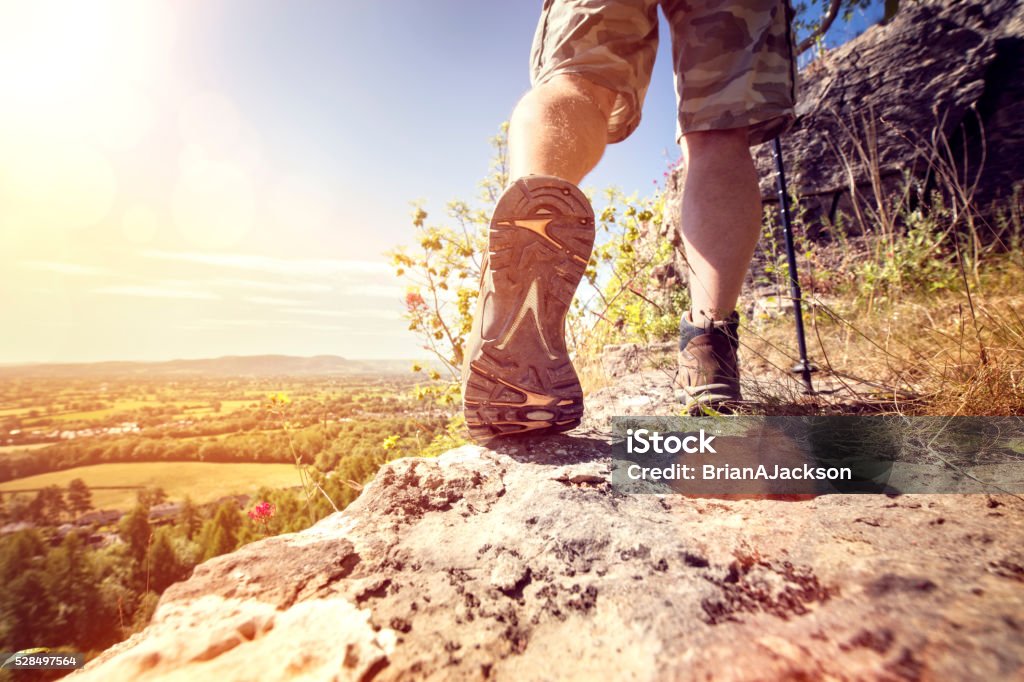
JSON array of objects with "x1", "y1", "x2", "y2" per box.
[
  {"x1": 405, "y1": 291, "x2": 427, "y2": 313},
  {"x1": 248, "y1": 501, "x2": 275, "y2": 523}
]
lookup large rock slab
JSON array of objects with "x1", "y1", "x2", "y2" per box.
[{"x1": 74, "y1": 438, "x2": 1024, "y2": 681}]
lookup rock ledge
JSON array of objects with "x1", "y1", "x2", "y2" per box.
[{"x1": 74, "y1": 438, "x2": 1024, "y2": 681}]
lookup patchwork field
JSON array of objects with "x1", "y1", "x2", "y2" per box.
[
  {"x1": 0, "y1": 443, "x2": 52, "y2": 455},
  {"x1": 0, "y1": 461, "x2": 302, "y2": 510}
]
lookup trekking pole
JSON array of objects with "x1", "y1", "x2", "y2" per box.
[{"x1": 771, "y1": 136, "x2": 816, "y2": 394}]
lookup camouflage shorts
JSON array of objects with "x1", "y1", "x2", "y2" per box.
[{"x1": 530, "y1": 0, "x2": 797, "y2": 146}]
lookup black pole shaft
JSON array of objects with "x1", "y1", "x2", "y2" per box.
[{"x1": 771, "y1": 136, "x2": 814, "y2": 393}]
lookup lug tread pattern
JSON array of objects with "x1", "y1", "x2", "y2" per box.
[{"x1": 463, "y1": 176, "x2": 594, "y2": 443}]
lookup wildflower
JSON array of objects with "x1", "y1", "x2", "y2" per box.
[
  {"x1": 248, "y1": 501, "x2": 276, "y2": 524},
  {"x1": 405, "y1": 290, "x2": 427, "y2": 313}
]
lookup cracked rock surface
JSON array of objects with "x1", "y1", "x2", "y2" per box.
[{"x1": 74, "y1": 433, "x2": 1024, "y2": 681}]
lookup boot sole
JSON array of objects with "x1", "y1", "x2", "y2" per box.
[{"x1": 463, "y1": 176, "x2": 595, "y2": 443}]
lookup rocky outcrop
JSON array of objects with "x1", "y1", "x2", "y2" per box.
[
  {"x1": 74, "y1": 428, "x2": 1024, "y2": 681},
  {"x1": 663, "y1": 0, "x2": 1024, "y2": 241}
]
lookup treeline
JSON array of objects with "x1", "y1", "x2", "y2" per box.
[
  {"x1": 7, "y1": 393, "x2": 417, "y2": 433},
  {"x1": 0, "y1": 454, "x2": 403, "y2": 660},
  {"x1": 0, "y1": 416, "x2": 446, "y2": 483},
  {"x1": 1, "y1": 478, "x2": 96, "y2": 526},
  {"x1": 0, "y1": 374, "x2": 457, "y2": 664},
  {"x1": 0, "y1": 486, "x2": 319, "y2": 661},
  {"x1": 0, "y1": 377, "x2": 424, "y2": 433}
]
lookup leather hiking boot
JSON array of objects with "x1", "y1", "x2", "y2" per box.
[
  {"x1": 678, "y1": 311, "x2": 743, "y2": 415},
  {"x1": 462, "y1": 175, "x2": 595, "y2": 443}
]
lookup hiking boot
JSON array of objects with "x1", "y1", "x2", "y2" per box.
[
  {"x1": 462, "y1": 175, "x2": 595, "y2": 443},
  {"x1": 678, "y1": 311, "x2": 743, "y2": 415}
]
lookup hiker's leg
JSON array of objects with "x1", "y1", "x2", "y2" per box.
[
  {"x1": 679, "y1": 127, "x2": 761, "y2": 323},
  {"x1": 508, "y1": 74, "x2": 617, "y2": 185},
  {"x1": 465, "y1": 75, "x2": 612, "y2": 442}
]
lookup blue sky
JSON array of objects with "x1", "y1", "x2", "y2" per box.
[{"x1": 0, "y1": 1, "x2": 884, "y2": 363}]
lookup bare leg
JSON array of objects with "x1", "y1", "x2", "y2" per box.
[
  {"x1": 678, "y1": 128, "x2": 762, "y2": 323},
  {"x1": 464, "y1": 76, "x2": 614, "y2": 441},
  {"x1": 508, "y1": 74, "x2": 617, "y2": 184}
]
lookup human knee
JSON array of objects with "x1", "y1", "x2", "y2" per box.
[
  {"x1": 519, "y1": 74, "x2": 617, "y2": 121},
  {"x1": 552, "y1": 74, "x2": 617, "y2": 119}
]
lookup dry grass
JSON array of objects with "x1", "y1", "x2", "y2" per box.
[
  {"x1": 740, "y1": 263, "x2": 1024, "y2": 416},
  {"x1": 734, "y1": 111, "x2": 1024, "y2": 416},
  {"x1": 574, "y1": 257, "x2": 1024, "y2": 416},
  {"x1": 568, "y1": 112, "x2": 1024, "y2": 417},
  {"x1": 576, "y1": 350, "x2": 615, "y2": 395}
]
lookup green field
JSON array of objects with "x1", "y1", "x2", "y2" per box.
[{"x1": 0, "y1": 462, "x2": 302, "y2": 510}]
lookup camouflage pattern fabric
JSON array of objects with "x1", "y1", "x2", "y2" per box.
[{"x1": 529, "y1": 0, "x2": 797, "y2": 146}]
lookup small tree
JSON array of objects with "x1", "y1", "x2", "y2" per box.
[
  {"x1": 5, "y1": 494, "x2": 31, "y2": 523},
  {"x1": 45, "y1": 531, "x2": 108, "y2": 650},
  {"x1": 198, "y1": 501, "x2": 243, "y2": 560},
  {"x1": 178, "y1": 496, "x2": 202, "y2": 541},
  {"x1": 5, "y1": 569, "x2": 54, "y2": 648},
  {"x1": 146, "y1": 528, "x2": 185, "y2": 592},
  {"x1": 0, "y1": 529, "x2": 45, "y2": 584},
  {"x1": 388, "y1": 126, "x2": 504, "y2": 399},
  {"x1": 29, "y1": 485, "x2": 66, "y2": 526},
  {"x1": 136, "y1": 487, "x2": 168, "y2": 512},
  {"x1": 118, "y1": 505, "x2": 151, "y2": 566},
  {"x1": 67, "y1": 478, "x2": 93, "y2": 518}
]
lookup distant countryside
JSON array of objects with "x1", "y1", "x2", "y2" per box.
[{"x1": 0, "y1": 356, "x2": 448, "y2": 663}]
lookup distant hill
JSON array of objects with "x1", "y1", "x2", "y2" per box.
[{"x1": 0, "y1": 355, "x2": 418, "y2": 378}]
